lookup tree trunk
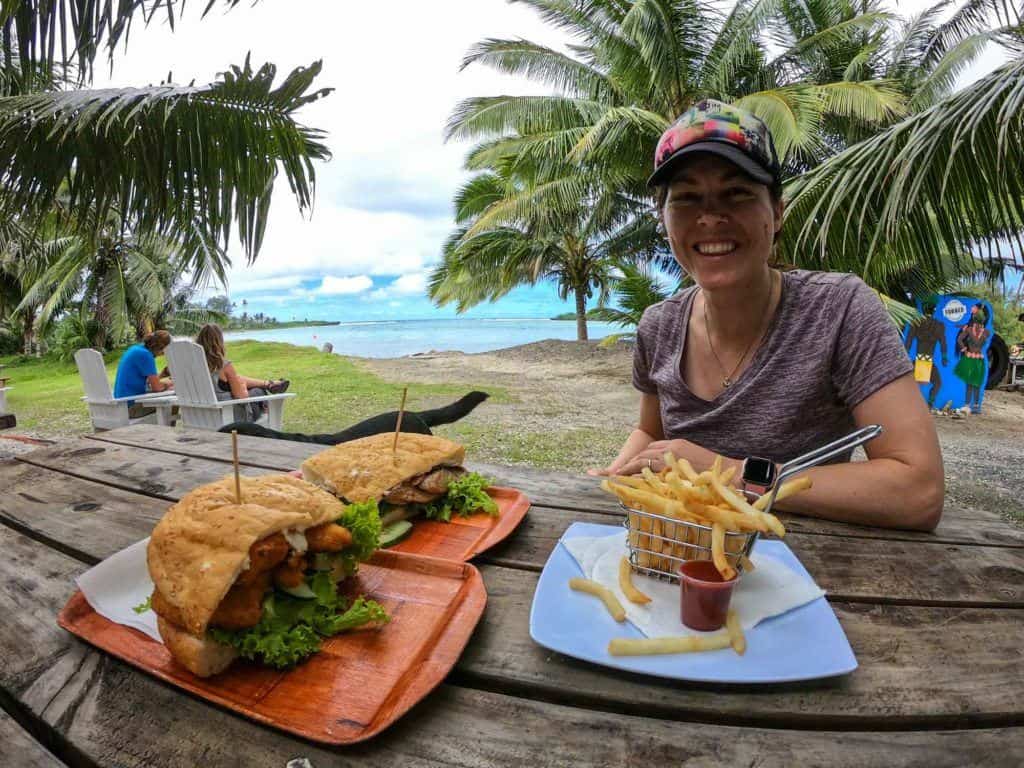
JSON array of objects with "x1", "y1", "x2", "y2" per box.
[
  {"x1": 21, "y1": 309, "x2": 35, "y2": 356},
  {"x1": 575, "y1": 289, "x2": 588, "y2": 341}
]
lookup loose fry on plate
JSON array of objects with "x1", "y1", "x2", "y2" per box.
[
  {"x1": 618, "y1": 556, "x2": 652, "y2": 604},
  {"x1": 726, "y1": 609, "x2": 746, "y2": 655},
  {"x1": 710, "y1": 523, "x2": 737, "y2": 580},
  {"x1": 569, "y1": 578, "x2": 626, "y2": 621},
  {"x1": 608, "y1": 633, "x2": 732, "y2": 656},
  {"x1": 740, "y1": 555, "x2": 756, "y2": 572},
  {"x1": 753, "y1": 476, "x2": 813, "y2": 511}
]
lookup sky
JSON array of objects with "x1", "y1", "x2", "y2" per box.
[{"x1": 93, "y1": 0, "x2": 1010, "y2": 322}]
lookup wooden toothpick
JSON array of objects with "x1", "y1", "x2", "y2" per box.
[
  {"x1": 231, "y1": 429, "x2": 242, "y2": 504},
  {"x1": 392, "y1": 386, "x2": 408, "y2": 457}
]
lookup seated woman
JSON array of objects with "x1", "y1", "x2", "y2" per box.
[
  {"x1": 195, "y1": 324, "x2": 288, "y2": 421},
  {"x1": 590, "y1": 100, "x2": 943, "y2": 531},
  {"x1": 113, "y1": 330, "x2": 174, "y2": 418}
]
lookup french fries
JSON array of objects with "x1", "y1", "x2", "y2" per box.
[
  {"x1": 618, "y1": 557, "x2": 651, "y2": 604},
  {"x1": 608, "y1": 633, "x2": 732, "y2": 656},
  {"x1": 569, "y1": 578, "x2": 626, "y2": 621},
  {"x1": 726, "y1": 610, "x2": 746, "y2": 655},
  {"x1": 602, "y1": 451, "x2": 813, "y2": 581},
  {"x1": 710, "y1": 523, "x2": 736, "y2": 581}
]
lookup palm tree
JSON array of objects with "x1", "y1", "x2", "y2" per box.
[
  {"x1": 443, "y1": 0, "x2": 1006, "y2": 324},
  {"x1": 429, "y1": 166, "x2": 636, "y2": 340}
]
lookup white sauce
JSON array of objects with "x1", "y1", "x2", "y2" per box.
[{"x1": 282, "y1": 528, "x2": 308, "y2": 554}]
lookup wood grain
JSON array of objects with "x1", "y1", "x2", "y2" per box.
[
  {"x1": 86, "y1": 425, "x2": 1024, "y2": 547},
  {"x1": 0, "y1": 709, "x2": 66, "y2": 768},
  {"x1": 1, "y1": 487, "x2": 1022, "y2": 730},
  {"x1": 5, "y1": 462, "x2": 1020, "y2": 607},
  {"x1": 1, "y1": 524, "x2": 1021, "y2": 767}
]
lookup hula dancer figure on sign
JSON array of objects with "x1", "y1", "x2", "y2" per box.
[{"x1": 953, "y1": 304, "x2": 990, "y2": 413}]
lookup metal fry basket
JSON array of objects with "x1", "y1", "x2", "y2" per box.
[{"x1": 622, "y1": 424, "x2": 883, "y2": 582}]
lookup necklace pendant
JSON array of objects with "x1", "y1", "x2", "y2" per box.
[{"x1": 722, "y1": 377, "x2": 733, "y2": 388}]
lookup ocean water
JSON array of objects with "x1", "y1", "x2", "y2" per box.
[{"x1": 224, "y1": 318, "x2": 622, "y2": 358}]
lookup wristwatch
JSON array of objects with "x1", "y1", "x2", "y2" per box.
[{"x1": 741, "y1": 456, "x2": 777, "y2": 496}]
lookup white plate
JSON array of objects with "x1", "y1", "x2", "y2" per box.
[{"x1": 529, "y1": 522, "x2": 857, "y2": 683}]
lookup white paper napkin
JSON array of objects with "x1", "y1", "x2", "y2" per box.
[
  {"x1": 563, "y1": 531, "x2": 824, "y2": 638},
  {"x1": 76, "y1": 538, "x2": 162, "y2": 642}
]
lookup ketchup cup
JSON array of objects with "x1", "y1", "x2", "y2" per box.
[{"x1": 679, "y1": 560, "x2": 738, "y2": 631}]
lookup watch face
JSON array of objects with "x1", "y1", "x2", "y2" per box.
[{"x1": 745, "y1": 457, "x2": 775, "y2": 486}]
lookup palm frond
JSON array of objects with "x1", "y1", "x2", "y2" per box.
[
  {"x1": 782, "y1": 56, "x2": 1024, "y2": 282},
  {"x1": 445, "y1": 94, "x2": 604, "y2": 142},
  {"x1": 0, "y1": 56, "x2": 331, "y2": 265},
  {"x1": 0, "y1": 0, "x2": 248, "y2": 81},
  {"x1": 460, "y1": 38, "x2": 613, "y2": 101}
]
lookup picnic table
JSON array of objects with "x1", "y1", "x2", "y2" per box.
[{"x1": 1, "y1": 423, "x2": 1023, "y2": 767}]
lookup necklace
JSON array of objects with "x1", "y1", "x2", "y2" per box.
[{"x1": 703, "y1": 270, "x2": 777, "y2": 389}]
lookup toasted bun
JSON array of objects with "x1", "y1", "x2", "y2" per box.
[
  {"x1": 157, "y1": 616, "x2": 238, "y2": 678},
  {"x1": 300, "y1": 433, "x2": 465, "y2": 502},
  {"x1": 147, "y1": 473, "x2": 344, "y2": 635}
]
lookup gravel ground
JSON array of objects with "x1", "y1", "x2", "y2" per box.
[{"x1": 3, "y1": 338, "x2": 1021, "y2": 524}]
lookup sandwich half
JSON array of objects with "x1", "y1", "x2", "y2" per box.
[
  {"x1": 147, "y1": 473, "x2": 385, "y2": 677},
  {"x1": 300, "y1": 433, "x2": 497, "y2": 528}
]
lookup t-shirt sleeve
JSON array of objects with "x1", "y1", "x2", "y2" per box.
[
  {"x1": 831, "y1": 277, "x2": 914, "y2": 409},
  {"x1": 632, "y1": 306, "x2": 660, "y2": 395}
]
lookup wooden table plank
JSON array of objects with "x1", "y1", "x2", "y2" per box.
[
  {"x1": 0, "y1": 710, "x2": 66, "y2": 768},
  {"x1": 5, "y1": 524, "x2": 1018, "y2": 768},
  {"x1": 478, "y1": 503, "x2": 1024, "y2": 607},
  {"x1": 5, "y1": 461, "x2": 1022, "y2": 607},
  {"x1": 2, "y1": 467, "x2": 1022, "y2": 729},
  {"x1": 86, "y1": 425, "x2": 1024, "y2": 548}
]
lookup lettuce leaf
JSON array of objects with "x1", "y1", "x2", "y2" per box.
[
  {"x1": 209, "y1": 572, "x2": 389, "y2": 669},
  {"x1": 337, "y1": 498, "x2": 382, "y2": 576},
  {"x1": 132, "y1": 595, "x2": 152, "y2": 614},
  {"x1": 423, "y1": 472, "x2": 498, "y2": 523}
]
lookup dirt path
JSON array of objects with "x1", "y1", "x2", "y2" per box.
[{"x1": 360, "y1": 339, "x2": 1024, "y2": 522}]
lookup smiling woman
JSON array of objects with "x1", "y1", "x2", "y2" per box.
[{"x1": 590, "y1": 100, "x2": 945, "y2": 532}]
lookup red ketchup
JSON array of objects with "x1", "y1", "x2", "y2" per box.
[{"x1": 679, "y1": 560, "x2": 737, "y2": 631}]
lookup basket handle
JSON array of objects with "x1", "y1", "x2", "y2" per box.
[{"x1": 757, "y1": 424, "x2": 882, "y2": 515}]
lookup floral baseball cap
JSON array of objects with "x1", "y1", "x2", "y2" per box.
[{"x1": 647, "y1": 99, "x2": 780, "y2": 187}]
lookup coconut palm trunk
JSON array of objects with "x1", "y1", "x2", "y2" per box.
[{"x1": 575, "y1": 288, "x2": 589, "y2": 341}]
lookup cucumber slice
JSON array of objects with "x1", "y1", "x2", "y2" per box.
[
  {"x1": 278, "y1": 582, "x2": 316, "y2": 599},
  {"x1": 380, "y1": 520, "x2": 414, "y2": 548}
]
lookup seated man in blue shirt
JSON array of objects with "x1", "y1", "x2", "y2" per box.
[{"x1": 113, "y1": 330, "x2": 174, "y2": 417}]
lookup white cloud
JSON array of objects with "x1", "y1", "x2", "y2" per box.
[
  {"x1": 315, "y1": 275, "x2": 373, "y2": 295},
  {"x1": 226, "y1": 274, "x2": 305, "y2": 294},
  {"x1": 389, "y1": 272, "x2": 429, "y2": 296}
]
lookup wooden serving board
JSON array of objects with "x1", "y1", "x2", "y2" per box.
[
  {"x1": 386, "y1": 487, "x2": 530, "y2": 561},
  {"x1": 57, "y1": 551, "x2": 487, "y2": 745},
  {"x1": 284, "y1": 469, "x2": 530, "y2": 562}
]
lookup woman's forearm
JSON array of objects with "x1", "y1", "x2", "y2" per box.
[{"x1": 776, "y1": 458, "x2": 943, "y2": 531}]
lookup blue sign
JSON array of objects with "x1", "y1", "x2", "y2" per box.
[{"x1": 902, "y1": 295, "x2": 994, "y2": 413}]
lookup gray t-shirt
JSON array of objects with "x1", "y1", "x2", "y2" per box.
[{"x1": 633, "y1": 270, "x2": 912, "y2": 464}]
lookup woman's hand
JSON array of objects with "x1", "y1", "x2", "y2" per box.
[{"x1": 607, "y1": 439, "x2": 744, "y2": 482}]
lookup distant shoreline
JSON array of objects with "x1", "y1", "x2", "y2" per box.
[{"x1": 226, "y1": 320, "x2": 340, "y2": 332}]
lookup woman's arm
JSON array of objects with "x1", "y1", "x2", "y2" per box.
[
  {"x1": 604, "y1": 374, "x2": 943, "y2": 532},
  {"x1": 588, "y1": 394, "x2": 664, "y2": 476},
  {"x1": 771, "y1": 373, "x2": 943, "y2": 531},
  {"x1": 221, "y1": 363, "x2": 251, "y2": 400}
]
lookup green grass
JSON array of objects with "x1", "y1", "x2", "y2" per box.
[{"x1": 1, "y1": 341, "x2": 509, "y2": 437}]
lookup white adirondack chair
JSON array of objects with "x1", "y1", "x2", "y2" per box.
[
  {"x1": 74, "y1": 348, "x2": 176, "y2": 431},
  {"x1": 164, "y1": 340, "x2": 294, "y2": 431}
]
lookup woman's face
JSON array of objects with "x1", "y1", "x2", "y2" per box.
[{"x1": 661, "y1": 154, "x2": 782, "y2": 291}]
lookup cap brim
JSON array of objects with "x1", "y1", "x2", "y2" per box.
[{"x1": 647, "y1": 141, "x2": 774, "y2": 188}]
